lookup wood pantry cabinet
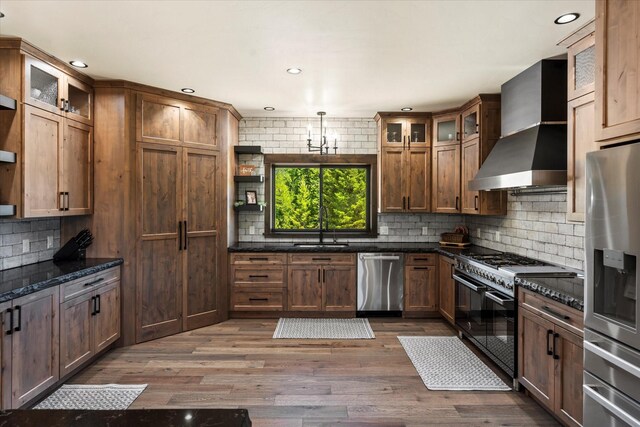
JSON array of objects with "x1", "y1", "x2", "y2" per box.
[
  {"x1": 431, "y1": 96, "x2": 506, "y2": 215},
  {"x1": 595, "y1": 0, "x2": 640, "y2": 145},
  {"x1": 59, "y1": 267, "x2": 121, "y2": 377},
  {"x1": 230, "y1": 253, "x2": 286, "y2": 312},
  {"x1": 0, "y1": 39, "x2": 94, "y2": 218},
  {"x1": 518, "y1": 288, "x2": 583, "y2": 427},
  {"x1": 403, "y1": 254, "x2": 438, "y2": 315},
  {"x1": 376, "y1": 113, "x2": 431, "y2": 213},
  {"x1": 1, "y1": 287, "x2": 59, "y2": 409},
  {"x1": 62, "y1": 83, "x2": 240, "y2": 345},
  {"x1": 437, "y1": 255, "x2": 456, "y2": 325},
  {"x1": 288, "y1": 254, "x2": 356, "y2": 312}
]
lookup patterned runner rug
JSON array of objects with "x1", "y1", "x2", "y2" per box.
[
  {"x1": 34, "y1": 384, "x2": 147, "y2": 410},
  {"x1": 273, "y1": 318, "x2": 375, "y2": 339},
  {"x1": 398, "y1": 336, "x2": 511, "y2": 391}
]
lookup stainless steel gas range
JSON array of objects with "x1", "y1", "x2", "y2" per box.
[{"x1": 453, "y1": 252, "x2": 575, "y2": 384}]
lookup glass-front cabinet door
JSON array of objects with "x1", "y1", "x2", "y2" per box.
[
  {"x1": 461, "y1": 104, "x2": 480, "y2": 143},
  {"x1": 65, "y1": 75, "x2": 93, "y2": 125},
  {"x1": 24, "y1": 56, "x2": 65, "y2": 115},
  {"x1": 382, "y1": 119, "x2": 404, "y2": 147},
  {"x1": 406, "y1": 118, "x2": 429, "y2": 147},
  {"x1": 433, "y1": 113, "x2": 460, "y2": 145}
]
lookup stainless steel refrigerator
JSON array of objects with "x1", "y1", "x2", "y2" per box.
[{"x1": 584, "y1": 142, "x2": 640, "y2": 426}]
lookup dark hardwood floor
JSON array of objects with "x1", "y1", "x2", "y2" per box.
[{"x1": 70, "y1": 319, "x2": 559, "y2": 426}]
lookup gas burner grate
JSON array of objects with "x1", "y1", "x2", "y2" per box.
[{"x1": 464, "y1": 253, "x2": 549, "y2": 268}]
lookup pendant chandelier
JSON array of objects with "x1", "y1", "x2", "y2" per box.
[{"x1": 307, "y1": 111, "x2": 338, "y2": 155}]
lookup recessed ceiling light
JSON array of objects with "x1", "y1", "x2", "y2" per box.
[
  {"x1": 69, "y1": 60, "x2": 88, "y2": 68},
  {"x1": 181, "y1": 88, "x2": 195, "y2": 94},
  {"x1": 554, "y1": 13, "x2": 580, "y2": 24},
  {"x1": 264, "y1": 107, "x2": 275, "y2": 111},
  {"x1": 286, "y1": 68, "x2": 302, "y2": 75},
  {"x1": 401, "y1": 107, "x2": 413, "y2": 112}
]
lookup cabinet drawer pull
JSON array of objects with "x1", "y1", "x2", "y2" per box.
[
  {"x1": 84, "y1": 277, "x2": 105, "y2": 287},
  {"x1": 249, "y1": 298, "x2": 269, "y2": 302},
  {"x1": 553, "y1": 333, "x2": 560, "y2": 360},
  {"x1": 14, "y1": 305, "x2": 21, "y2": 332},
  {"x1": 455, "y1": 196, "x2": 459, "y2": 211},
  {"x1": 413, "y1": 267, "x2": 430, "y2": 270},
  {"x1": 542, "y1": 305, "x2": 570, "y2": 321},
  {"x1": 474, "y1": 195, "x2": 478, "y2": 210},
  {"x1": 249, "y1": 275, "x2": 269, "y2": 279},
  {"x1": 248, "y1": 257, "x2": 269, "y2": 261},
  {"x1": 96, "y1": 295, "x2": 101, "y2": 314},
  {"x1": 312, "y1": 258, "x2": 331, "y2": 261},
  {"x1": 407, "y1": 197, "x2": 410, "y2": 210},
  {"x1": 546, "y1": 329, "x2": 553, "y2": 356},
  {"x1": 6, "y1": 308, "x2": 13, "y2": 335},
  {"x1": 413, "y1": 257, "x2": 431, "y2": 261}
]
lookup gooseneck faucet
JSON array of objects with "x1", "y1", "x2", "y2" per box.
[{"x1": 319, "y1": 206, "x2": 328, "y2": 244}]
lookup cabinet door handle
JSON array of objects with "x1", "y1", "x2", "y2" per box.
[
  {"x1": 249, "y1": 275, "x2": 269, "y2": 279},
  {"x1": 249, "y1": 298, "x2": 269, "y2": 302},
  {"x1": 6, "y1": 308, "x2": 13, "y2": 335},
  {"x1": 456, "y1": 131, "x2": 460, "y2": 141},
  {"x1": 66, "y1": 100, "x2": 71, "y2": 113},
  {"x1": 553, "y1": 333, "x2": 560, "y2": 360},
  {"x1": 455, "y1": 196, "x2": 459, "y2": 211},
  {"x1": 65, "y1": 192, "x2": 70, "y2": 210},
  {"x1": 323, "y1": 269, "x2": 326, "y2": 283},
  {"x1": 178, "y1": 221, "x2": 182, "y2": 250},
  {"x1": 474, "y1": 195, "x2": 478, "y2": 211},
  {"x1": 542, "y1": 305, "x2": 570, "y2": 321},
  {"x1": 96, "y1": 295, "x2": 101, "y2": 314},
  {"x1": 14, "y1": 305, "x2": 21, "y2": 332},
  {"x1": 403, "y1": 135, "x2": 406, "y2": 150},
  {"x1": 59, "y1": 192, "x2": 65, "y2": 211},
  {"x1": 84, "y1": 277, "x2": 105, "y2": 287},
  {"x1": 183, "y1": 221, "x2": 188, "y2": 250},
  {"x1": 318, "y1": 269, "x2": 321, "y2": 283},
  {"x1": 60, "y1": 98, "x2": 66, "y2": 110},
  {"x1": 91, "y1": 296, "x2": 97, "y2": 316},
  {"x1": 475, "y1": 123, "x2": 479, "y2": 133},
  {"x1": 546, "y1": 329, "x2": 553, "y2": 356},
  {"x1": 407, "y1": 197, "x2": 410, "y2": 210},
  {"x1": 402, "y1": 196, "x2": 406, "y2": 210}
]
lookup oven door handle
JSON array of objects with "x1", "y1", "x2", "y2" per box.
[
  {"x1": 583, "y1": 384, "x2": 640, "y2": 427},
  {"x1": 584, "y1": 340, "x2": 640, "y2": 380},
  {"x1": 485, "y1": 291, "x2": 513, "y2": 306},
  {"x1": 453, "y1": 274, "x2": 485, "y2": 292}
]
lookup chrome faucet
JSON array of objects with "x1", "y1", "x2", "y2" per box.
[{"x1": 319, "y1": 206, "x2": 328, "y2": 244}]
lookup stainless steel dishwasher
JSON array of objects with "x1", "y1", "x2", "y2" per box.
[{"x1": 357, "y1": 253, "x2": 404, "y2": 314}]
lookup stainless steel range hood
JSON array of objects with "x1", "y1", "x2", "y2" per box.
[{"x1": 469, "y1": 58, "x2": 568, "y2": 191}]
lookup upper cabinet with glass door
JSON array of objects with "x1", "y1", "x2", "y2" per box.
[
  {"x1": 461, "y1": 104, "x2": 480, "y2": 143},
  {"x1": 433, "y1": 112, "x2": 460, "y2": 146},
  {"x1": 379, "y1": 114, "x2": 430, "y2": 148},
  {"x1": 24, "y1": 56, "x2": 93, "y2": 126}
]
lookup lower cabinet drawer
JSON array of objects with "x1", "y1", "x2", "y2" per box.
[
  {"x1": 231, "y1": 289, "x2": 285, "y2": 311},
  {"x1": 405, "y1": 253, "x2": 437, "y2": 266},
  {"x1": 518, "y1": 288, "x2": 584, "y2": 335},
  {"x1": 233, "y1": 267, "x2": 285, "y2": 284},
  {"x1": 61, "y1": 267, "x2": 120, "y2": 302},
  {"x1": 288, "y1": 253, "x2": 355, "y2": 265}
]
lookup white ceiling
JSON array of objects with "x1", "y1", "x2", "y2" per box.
[{"x1": 0, "y1": 0, "x2": 594, "y2": 118}]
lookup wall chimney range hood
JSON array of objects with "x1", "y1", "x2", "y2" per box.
[{"x1": 469, "y1": 58, "x2": 568, "y2": 191}]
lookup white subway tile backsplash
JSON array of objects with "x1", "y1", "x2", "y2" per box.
[{"x1": 0, "y1": 218, "x2": 61, "y2": 270}]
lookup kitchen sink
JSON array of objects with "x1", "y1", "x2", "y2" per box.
[{"x1": 293, "y1": 243, "x2": 349, "y2": 248}]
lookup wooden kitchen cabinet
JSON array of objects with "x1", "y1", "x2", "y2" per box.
[
  {"x1": 287, "y1": 253, "x2": 356, "y2": 313},
  {"x1": 595, "y1": 0, "x2": 640, "y2": 145},
  {"x1": 230, "y1": 253, "x2": 286, "y2": 312},
  {"x1": 431, "y1": 143, "x2": 460, "y2": 213},
  {"x1": 377, "y1": 113, "x2": 431, "y2": 213},
  {"x1": 5, "y1": 287, "x2": 59, "y2": 408},
  {"x1": 0, "y1": 301, "x2": 11, "y2": 409},
  {"x1": 60, "y1": 267, "x2": 121, "y2": 377},
  {"x1": 404, "y1": 254, "x2": 438, "y2": 315},
  {"x1": 438, "y1": 255, "x2": 456, "y2": 325},
  {"x1": 433, "y1": 112, "x2": 460, "y2": 145},
  {"x1": 518, "y1": 287, "x2": 583, "y2": 427}
]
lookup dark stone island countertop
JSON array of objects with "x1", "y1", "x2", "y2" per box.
[
  {"x1": 0, "y1": 409, "x2": 251, "y2": 427},
  {"x1": 0, "y1": 258, "x2": 124, "y2": 304},
  {"x1": 516, "y1": 275, "x2": 585, "y2": 311},
  {"x1": 228, "y1": 242, "x2": 501, "y2": 258}
]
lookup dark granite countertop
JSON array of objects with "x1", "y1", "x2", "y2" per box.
[
  {"x1": 228, "y1": 242, "x2": 500, "y2": 258},
  {"x1": 0, "y1": 258, "x2": 124, "y2": 304},
  {"x1": 0, "y1": 409, "x2": 250, "y2": 427},
  {"x1": 516, "y1": 276, "x2": 585, "y2": 311}
]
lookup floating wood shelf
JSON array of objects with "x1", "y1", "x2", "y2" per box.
[
  {"x1": 234, "y1": 175, "x2": 264, "y2": 183},
  {"x1": 234, "y1": 146, "x2": 263, "y2": 155},
  {"x1": 0, "y1": 205, "x2": 16, "y2": 216},
  {"x1": 0, "y1": 95, "x2": 17, "y2": 110},
  {"x1": 234, "y1": 204, "x2": 264, "y2": 212},
  {"x1": 0, "y1": 150, "x2": 17, "y2": 163}
]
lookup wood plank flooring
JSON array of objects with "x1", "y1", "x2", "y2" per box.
[{"x1": 69, "y1": 319, "x2": 559, "y2": 426}]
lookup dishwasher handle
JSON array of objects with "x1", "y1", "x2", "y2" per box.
[{"x1": 359, "y1": 255, "x2": 401, "y2": 261}]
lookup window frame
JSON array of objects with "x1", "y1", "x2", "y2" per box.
[{"x1": 264, "y1": 154, "x2": 378, "y2": 238}]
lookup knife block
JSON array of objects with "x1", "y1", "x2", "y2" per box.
[{"x1": 53, "y1": 239, "x2": 86, "y2": 262}]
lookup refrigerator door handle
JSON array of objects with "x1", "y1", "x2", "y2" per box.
[
  {"x1": 583, "y1": 384, "x2": 640, "y2": 427},
  {"x1": 584, "y1": 340, "x2": 640, "y2": 380}
]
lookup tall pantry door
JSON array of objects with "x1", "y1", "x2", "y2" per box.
[
  {"x1": 136, "y1": 143, "x2": 183, "y2": 342},
  {"x1": 182, "y1": 148, "x2": 221, "y2": 330}
]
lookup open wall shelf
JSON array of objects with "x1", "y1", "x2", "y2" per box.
[
  {"x1": 234, "y1": 175, "x2": 264, "y2": 183},
  {"x1": 234, "y1": 145, "x2": 263, "y2": 155},
  {"x1": 234, "y1": 204, "x2": 264, "y2": 212},
  {"x1": 0, "y1": 205, "x2": 16, "y2": 216},
  {"x1": 0, "y1": 95, "x2": 17, "y2": 110},
  {"x1": 0, "y1": 150, "x2": 17, "y2": 163}
]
